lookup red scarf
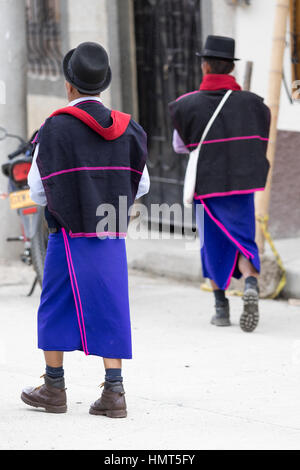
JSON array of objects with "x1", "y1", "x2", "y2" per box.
[{"x1": 199, "y1": 74, "x2": 241, "y2": 91}]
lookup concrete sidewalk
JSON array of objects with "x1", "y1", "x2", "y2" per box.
[
  {"x1": 1, "y1": 264, "x2": 300, "y2": 449},
  {"x1": 126, "y1": 229, "x2": 300, "y2": 299}
]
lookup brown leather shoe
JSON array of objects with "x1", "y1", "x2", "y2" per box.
[
  {"x1": 89, "y1": 382, "x2": 127, "y2": 418},
  {"x1": 21, "y1": 375, "x2": 67, "y2": 414}
]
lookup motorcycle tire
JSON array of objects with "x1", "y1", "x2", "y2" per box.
[{"x1": 31, "y1": 209, "x2": 49, "y2": 287}]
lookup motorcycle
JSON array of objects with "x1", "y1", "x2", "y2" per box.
[{"x1": 0, "y1": 127, "x2": 49, "y2": 294}]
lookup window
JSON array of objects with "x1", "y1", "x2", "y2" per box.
[{"x1": 26, "y1": 0, "x2": 63, "y2": 78}]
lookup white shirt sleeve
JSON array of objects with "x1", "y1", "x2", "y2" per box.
[
  {"x1": 135, "y1": 165, "x2": 150, "y2": 200},
  {"x1": 172, "y1": 130, "x2": 189, "y2": 154},
  {"x1": 28, "y1": 144, "x2": 47, "y2": 207}
]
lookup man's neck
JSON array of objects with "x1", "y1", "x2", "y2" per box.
[
  {"x1": 68, "y1": 96, "x2": 103, "y2": 107},
  {"x1": 69, "y1": 94, "x2": 100, "y2": 103}
]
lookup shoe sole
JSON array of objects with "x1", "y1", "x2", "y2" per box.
[
  {"x1": 211, "y1": 318, "x2": 231, "y2": 327},
  {"x1": 89, "y1": 407, "x2": 127, "y2": 418},
  {"x1": 240, "y1": 288, "x2": 259, "y2": 333},
  {"x1": 21, "y1": 393, "x2": 67, "y2": 414}
]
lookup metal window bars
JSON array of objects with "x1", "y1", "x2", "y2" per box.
[{"x1": 26, "y1": 0, "x2": 63, "y2": 79}]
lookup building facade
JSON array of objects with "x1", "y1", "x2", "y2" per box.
[{"x1": 0, "y1": 0, "x2": 299, "y2": 261}]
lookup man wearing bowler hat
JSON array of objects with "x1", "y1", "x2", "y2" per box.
[
  {"x1": 21, "y1": 42, "x2": 149, "y2": 417},
  {"x1": 169, "y1": 35, "x2": 271, "y2": 332}
]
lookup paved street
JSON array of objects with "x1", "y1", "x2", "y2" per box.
[{"x1": 1, "y1": 263, "x2": 300, "y2": 450}]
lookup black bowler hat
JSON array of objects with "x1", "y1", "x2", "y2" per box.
[
  {"x1": 63, "y1": 42, "x2": 112, "y2": 94},
  {"x1": 196, "y1": 35, "x2": 240, "y2": 61}
]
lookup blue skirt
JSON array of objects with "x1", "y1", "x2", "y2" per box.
[
  {"x1": 38, "y1": 231, "x2": 132, "y2": 358},
  {"x1": 196, "y1": 194, "x2": 260, "y2": 290}
]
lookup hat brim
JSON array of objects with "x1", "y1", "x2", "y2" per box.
[
  {"x1": 196, "y1": 51, "x2": 240, "y2": 61},
  {"x1": 63, "y1": 49, "x2": 112, "y2": 94}
]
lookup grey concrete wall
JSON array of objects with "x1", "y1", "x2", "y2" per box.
[
  {"x1": 27, "y1": 0, "x2": 70, "y2": 134},
  {"x1": 201, "y1": 0, "x2": 213, "y2": 39},
  {"x1": 0, "y1": 0, "x2": 28, "y2": 261},
  {"x1": 67, "y1": 0, "x2": 112, "y2": 107},
  {"x1": 27, "y1": 0, "x2": 124, "y2": 132},
  {"x1": 117, "y1": 0, "x2": 139, "y2": 119},
  {"x1": 106, "y1": 0, "x2": 122, "y2": 111}
]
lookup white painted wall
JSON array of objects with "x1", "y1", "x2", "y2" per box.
[
  {"x1": 233, "y1": 0, "x2": 300, "y2": 132},
  {"x1": 211, "y1": 0, "x2": 236, "y2": 37},
  {"x1": 207, "y1": 0, "x2": 300, "y2": 132}
]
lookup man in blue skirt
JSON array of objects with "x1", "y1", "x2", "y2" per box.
[
  {"x1": 169, "y1": 36, "x2": 271, "y2": 332},
  {"x1": 21, "y1": 42, "x2": 149, "y2": 416}
]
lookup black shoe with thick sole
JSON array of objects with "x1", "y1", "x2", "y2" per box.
[
  {"x1": 211, "y1": 299, "x2": 231, "y2": 327},
  {"x1": 240, "y1": 286, "x2": 259, "y2": 333}
]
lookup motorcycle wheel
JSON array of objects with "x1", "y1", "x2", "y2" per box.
[{"x1": 31, "y1": 209, "x2": 49, "y2": 287}]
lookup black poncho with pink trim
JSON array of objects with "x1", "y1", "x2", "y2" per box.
[
  {"x1": 36, "y1": 100, "x2": 147, "y2": 237},
  {"x1": 169, "y1": 77, "x2": 271, "y2": 199}
]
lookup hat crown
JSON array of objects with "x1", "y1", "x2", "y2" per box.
[
  {"x1": 199, "y1": 35, "x2": 239, "y2": 61},
  {"x1": 70, "y1": 42, "x2": 109, "y2": 85},
  {"x1": 205, "y1": 35, "x2": 235, "y2": 55}
]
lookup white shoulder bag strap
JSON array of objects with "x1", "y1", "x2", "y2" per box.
[{"x1": 183, "y1": 89, "x2": 233, "y2": 207}]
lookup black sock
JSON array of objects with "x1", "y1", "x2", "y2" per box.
[
  {"x1": 105, "y1": 368, "x2": 123, "y2": 383},
  {"x1": 46, "y1": 365, "x2": 64, "y2": 379},
  {"x1": 213, "y1": 289, "x2": 226, "y2": 303},
  {"x1": 245, "y1": 276, "x2": 258, "y2": 290}
]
